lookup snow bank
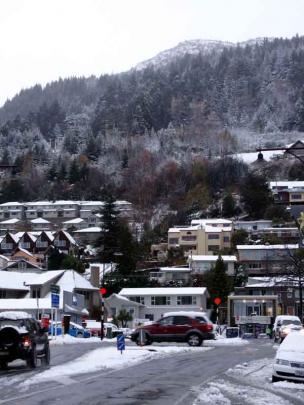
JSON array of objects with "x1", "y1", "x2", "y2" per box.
[
  {"x1": 49, "y1": 334, "x2": 102, "y2": 345},
  {"x1": 22, "y1": 345, "x2": 212, "y2": 387}
]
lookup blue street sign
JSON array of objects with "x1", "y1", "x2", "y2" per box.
[
  {"x1": 51, "y1": 293, "x2": 60, "y2": 309},
  {"x1": 117, "y1": 333, "x2": 125, "y2": 354}
]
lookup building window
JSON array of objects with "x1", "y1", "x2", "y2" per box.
[
  {"x1": 177, "y1": 296, "x2": 197, "y2": 305},
  {"x1": 129, "y1": 296, "x2": 145, "y2": 304},
  {"x1": 223, "y1": 236, "x2": 230, "y2": 243},
  {"x1": 0, "y1": 290, "x2": 6, "y2": 298},
  {"x1": 169, "y1": 238, "x2": 179, "y2": 244},
  {"x1": 208, "y1": 245, "x2": 219, "y2": 252},
  {"x1": 181, "y1": 236, "x2": 197, "y2": 241},
  {"x1": 111, "y1": 307, "x2": 117, "y2": 316},
  {"x1": 18, "y1": 261, "x2": 27, "y2": 269},
  {"x1": 36, "y1": 241, "x2": 48, "y2": 248},
  {"x1": 54, "y1": 239, "x2": 66, "y2": 247},
  {"x1": 1, "y1": 243, "x2": 13, "y2": 250},
  {"x1": 208, "y1": 234, "x2": 219, "y2": 240},
  {"x1": 151, "y1": 296, "x2": 171, "y2": 305},
  {"x1": 32, "y1": 288, "x2": 41, "y2": 298},
  {"x1": 20, "y1": 242, "x2": 30, "y2": 249},
  {"x1": 248, "y1": 263, "x2": 262, "y2": 269},
  {"x1": 291, "y1": 194, "x2": 302, "y2": 199}
]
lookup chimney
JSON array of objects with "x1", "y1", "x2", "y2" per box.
[{"x1": 90, "y1": 266, "x2": 100, "y2": 288}]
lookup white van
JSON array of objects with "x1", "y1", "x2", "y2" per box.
[{"x1": 273, "y1": 315, "x2": 302, "y2": 342}]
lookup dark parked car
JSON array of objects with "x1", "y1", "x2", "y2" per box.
[
  {"x1": 0, "y1": 311, "x2": 50, "y2": 369},
  {"x1": 131, "y1": 312, "x2": 215, "y2": 346}
]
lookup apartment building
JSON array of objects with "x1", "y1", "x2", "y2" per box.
[{"x1": 168, "y1": 219, "x2": 233, "y2": 256}]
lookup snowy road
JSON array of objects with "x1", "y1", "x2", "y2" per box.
[{"x1": 0, "y1": 339, "x2": 303, "y2": 404}]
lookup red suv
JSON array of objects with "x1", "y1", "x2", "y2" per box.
[{"x1": 131, "y1": 312, "x2": 215, "y2": 347}]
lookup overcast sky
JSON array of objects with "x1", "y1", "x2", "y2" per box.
[{"x1": 0, "y1": 0, "x2": 304, "y2": 106}]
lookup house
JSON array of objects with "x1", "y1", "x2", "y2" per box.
[
  {"x1": 168, "y1": 221, "x2": 232, "y2": 256},
  {"x1": 149, "y1": 266, "x2": 191, "y2": 284},
  {"x1": 0, "y1": 269, "x2": 99, "y2": 323},
  {"x1": 18, "y1": 231, "x2": 37, "y2": 252},
  {"x1": 30, "y1": 217, "x2": 51, "y2": 231},
  {"x1": 106, "y1": 287, "x2": 209, "y2": 326},
  {"x1": 269, "y1": 181, "x2": 304, "y2": 204},
  {"x1": 234, "y1": 220, "x2": 273, "y2": 232},
  {"x1": 0, "y1": 232, "x2": 19, "y2": 255},
  {"x1": 189, "y1": 255, "x2": 237, "y2": 276},
  {"x1": 0, "y1": 218, "x2": 21, "y2": 233},
  {"x1": 237, "y1": 244, "x2": 298, "y2": 276},
  {"x1": 0, "y1": 202, "x2": 23, "y2": 220},
  {"x1": 34, "y1": 231, "x2": 54, "y2": 254},
  {"x1": 62, "y1": 218, "x2": 86, "y2": 231},
  {"x1": 11, "y1": 247, "x2": 40, "y2": 265},
  {"x1": 73, "y1": 227, "x2": 102, "y2": 244},
  {"x1": 1, "y1": 258, "x2": 43, "y2": 273},
  {"x1": 53, "y1": 230, "x2": 78, "y2": 254}
]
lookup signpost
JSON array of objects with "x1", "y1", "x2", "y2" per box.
[
  {"x1": 117, "y1": 333, "x2": 125, "y2": 354},
  {"x1": 50, "y1": 285, "x2": 60, "y2": 338},
  {"x1": 99, "y1": 287, "x2": 107, "y2": 340}
]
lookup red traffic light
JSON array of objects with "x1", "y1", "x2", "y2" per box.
[
  {"x1": 214, "y1": 297, "x2": 221, "y2": 306},
  {"x1": 100, "y1": 287, "x2": 107, "y2": 295}
]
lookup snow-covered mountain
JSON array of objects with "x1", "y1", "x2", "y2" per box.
[{"x1": 135, "y1": 38, "x2": 271, "y2": 70}]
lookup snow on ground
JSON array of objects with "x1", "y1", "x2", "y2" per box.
[
  {"x1": 21, "y1": 345, "x2": 212, "y2": 388},
  {"x1": 205, "y1": 337, "x2": 249, "y2": 347},
  {"x1": 194, "y1": 357, "x2": 304, "y2": 404},
  {"x1": 49, "y1": 335, "x2": 103, "y2": 345}
]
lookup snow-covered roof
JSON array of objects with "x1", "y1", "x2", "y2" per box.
[
  {"x1": 168, "y1": 226, "x2": 199, "y2": 233},
  {"x1": 269, "y1": 181, "x2": 304, "y2": 189},
  {"x1": 190, "y1": 255, "x2": 237, "y2": 262},
  {"x1": 30, "y1": 218, "x2": 50, "y2": 224},
  {"x1": 159, "y1": 266, "x2": 191, "y2": 273},
  {"x1": 0, "y1": 298, "x2": 53, "y2": 310},
  {"x1": 237, "y1": 244, "x2": 299, "y2": 250},
  {"x1": 56, "y1": 270, "x2": 98, "y2": 292},
  {"x1": 204, "y1": 225, "x2": 232, "y2": 232},
  {"x1": 119, "y1": 287, "x2": 207, "y2": 296},
  {"x1": 59, "y1": 230, "x2": 77, "y2": 245},
  {"x1": 26, "y1": 270, "x2": 65, "y2": 286},
  {"x1": 62, "y1": 218, "x2": 84, "y2": 224},
  {"x1": 0, "y1": 271, "x2": 38, "y2": 290},
  {"x1": 13, "y1": 247, "x2": 35, "y2": 257},
  {"x1": 245, "y1": 277, "x2": 296, "y2": 287},
  {"x1": 0, "y1": 218, "x2": 20, "y2": 224},
  {"x1": 0, "y1": 202, "x2": 22, "y2": 207},
  {"x1": 74, "y1": 227, "x2": 102, "y2": 233},
  {"x1": 106, "y1": 293, "x2": 144, "y2": 306},
  {"x1": 191, "y1": 219, "x2": 232, "y2": 225}
]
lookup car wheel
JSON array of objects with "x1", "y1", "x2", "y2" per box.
[
  {"x1": 27, "y1": 345, "x2": 37, "y2": 368},
  {"x1": 42, "y1": 344, "x2": 50, "y2": 366},
  {"x1": 272, "y1": 375, "x2": 281, "y2": 383},
  {"x1": 135, "y1": 332, "x2": 151, "y2": 346},
  {"x1": 187, "y1": 333, "x2": 202, "y2": 347}
]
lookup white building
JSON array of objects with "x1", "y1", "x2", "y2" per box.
[{"x1": 106, "y1": 287, "x2": 209, "y2": 325}]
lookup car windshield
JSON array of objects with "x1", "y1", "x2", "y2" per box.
[
  {"x1": 281, "y1": 320, "x2": 301, "y2": 326},
  {"x1": 0, "y1": 319, "x2": 26, "y2": 328}
]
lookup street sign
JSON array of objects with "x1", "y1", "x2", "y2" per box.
[
  {"x1": 51, "y1": 284, "x2": 60, "y2": 294},
  {"x1": 117, "y1": 333, "x2": 125, "y2": 354},
  {"x1": 51, "y1": 293, "x2": 60, "y2": 308}
]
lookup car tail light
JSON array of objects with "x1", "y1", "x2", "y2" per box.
[
  {"x1": 206, "y1": 324, "x2": 213, "y2": 332},
  {"x1": 22, "y1": 335, "x2": 31, "y2": 347}
]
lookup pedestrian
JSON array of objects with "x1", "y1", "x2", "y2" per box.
[{"x1": 266, "y1": 325, "x2": 272, "y2": 339}]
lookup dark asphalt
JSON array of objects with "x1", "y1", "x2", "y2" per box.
[{"x1": 0, "y1": 340, "x2": 279, "y2": 405}]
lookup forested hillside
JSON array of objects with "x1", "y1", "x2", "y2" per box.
[{"x1": 0, "y1": 36, "x2": 303, "y2": 225}]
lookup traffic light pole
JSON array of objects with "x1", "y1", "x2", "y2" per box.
[{"x1": 100, "y1": 296, "x2": 104, "y2": 340}]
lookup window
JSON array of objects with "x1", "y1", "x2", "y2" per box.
[
  {"x1": 177, "y1": 296, "x2": 197, "y2": 305},
  {"x1": 173, "y1": 316, "x2": 191, "y2": 325},
  {"x1": 145, "y1": 314, "x2": 154, "y2": 321},
  {"x1": 1, "y1": 243, "x2": 13, "y2": 250},
  {"x1": 291, "y1": 194, "x2": 302, "y2": 200},
  {"x1": 195, "y1": 316, "x2": 207, "y2": 324},
  {"x1": 20, "y1": 242, "x2": 30, "y2": 249},
  {"x1": 129, "y1": 296, "x2": 145, "y2": 304},
  {"x1": 151, "y1": 296, "x2": 171, "y2": 305},
  {"x1": 31, "y1": 288, "x2": 41, "y2": 298},
  {"x1": 248, "y1": 263, "x2": 262, "y2": 269},
  {"x1": 169, "y1": 238, "x2": 179, "y2": 244},
  {"x1": 158, "y1": 316, "x2": 174, "y2": 325},
  {"x1": 208, "y1": 234, "x2": 219, "y2": 240},
  {"x1": 18, "y1": 261, "x2": 27, "y2": 269},
  {"x1": 208, "y1": 245, "x2": 219, "y2": 252},
  {"x1": 223, "y1": 236, "x2": 230, "y2": 243},
  {"x1": 111, "y1": 307, "x2": 117, "y2": 316},
  {"x1": 36, "y1": 241, "x2": 48, "y2": 248},
  {"x1": 0, "y1": 290, "x2": 6, "y2": 298},
  {"x1": 54, "y1": 239, "x2": 66, "y2": 247},
  {"x1": 181, "y1": 236, "x2": 197, "y2": 241}
]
